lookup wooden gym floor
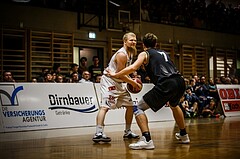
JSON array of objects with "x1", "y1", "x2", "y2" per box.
[{"x1": 0, "y1": 116, "x2": 240, "y2": 159}]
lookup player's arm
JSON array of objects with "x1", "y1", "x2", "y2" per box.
[
  {"x1": 112, "y1": 51, "x2": 146, "y2": 78},
  {"x1": 114, "y1": 52, "x2": 141, "y2": 88}
]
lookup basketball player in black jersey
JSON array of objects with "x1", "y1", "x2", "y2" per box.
[{"x1": 108, "y1": 33, "x2": 190, "y2": 150}]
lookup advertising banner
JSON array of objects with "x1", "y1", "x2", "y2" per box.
[
  {"x1": 0, "y1": 83, "x2": 99, "y2": 132},
  {"x1": 0, "y1": 82, "x2": 175, "y2": 133},
  {"x1": 216, "y1": 84, "x2": 240, "y2": 117}
]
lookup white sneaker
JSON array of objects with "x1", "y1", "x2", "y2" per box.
[
  {"x1": 129, "y1": 136, "x2": 155, "y2": 150},
  {"x1": 175, "y1": 133, "x2": 190, "y2": 144},
  {"x1": 123, "y1": 129, "x2": 140, "y2": 139}
]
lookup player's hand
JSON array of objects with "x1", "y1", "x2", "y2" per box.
[
  {"x1": 131, "y1": 78, "x2": 142, "y2": 90},
  {"x1": 105, "y1": 69, "x2": 117, "y2": 77}
]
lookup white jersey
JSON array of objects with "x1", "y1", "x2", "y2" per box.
[
  {"x1": 103, "y1": 47, "x2": 132, "y2": 82},
  {"x1": 100, "y1": 47, "x2": 133, "y2": 109}
]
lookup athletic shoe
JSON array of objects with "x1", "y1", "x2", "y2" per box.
[
  {"x1": 129, "y1": 136, "x2": 155, "y2": 150},
  {"x1": 92, "y1": 133, "x2": 111, "y2": 143},
  {"x1": 123, "y1": 130, "x2": 140, "y2": 139},
  {"x1": 175, "y1": 133, "x2": 190, "y2": 144}
]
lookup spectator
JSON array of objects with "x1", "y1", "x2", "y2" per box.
[
  {"x1": 79, "y1": 70, "x2": 92, "y2": 83},
  {"x1": 31, "y1": 77, "x2": 37, "y2": 83},
  {"x1": 69, "y1": 72, "x2": 80, "y2": 83},
  {"x1": 188, "y1": 78, "x2": 197, "y2": 93},
  {"x1": 37, "y1": 67, "x2": 49, "y2": 82},
  {"x1": 69, "y1": 63, "x2": 81, "y2": 80},
  {"x1": 52, "y1": 72, "x2": 57, "y2": 82},
  {"x1": 184, "y1": 78, "x2": 190, "y2": 89},
  {"x1": 220, "y1": 76, "x2": 226, "y2": 84},
  {"x1": 56, "y1": 74, "x2": 64, "y2": 83},
  {"x1": 88, "y1": 56, "x2": 103, "y2": 81},
  {"x1": 202, "y1": 98, "x2": 220, "y2": 118},
  {"x1": 44, "y1": 71, "x2": 55, "y2": 83},
  {"x1": 179, "y1": 95, "x2": 191, "y2": 118},
  {"x1": 225, "y1": 76, "x2": 232, "y2": 84},
  {"x1": 214, "y1": 77, "x2": 222, "y2": 84},
  {"x1": 207, "y1": 77, "x2": 218, "y2": 100},
  {"x1": 69, "y1": 63, "x2": 79, "y2": 74},
  {"x1": 227, "y1": 61, "x2": 237, "y2": 79},
  {"x1": 53, "y1": 63, "x2": 61, "y2": 76},
  {"x1": 79, "y1": 57, "x2": 88, "y2": 75},
  {"x1": 195, "y1": 75, "x2": 209, "y2": 114},
  {"x1": 94, "y1": 74, "x2": 102, "y2": 83},
  {"x1": 185, "y1": 86, "x2": 199, "y2": 117},
  {"x1": 2, "y1": 70, "x2": 15, "y2": 82},
  {"x1": 192, "y1": 74, "x2": 200, "y2": 86},
  {"x1": 231, "y1": 77, "x2": 239, "y2": 84}
]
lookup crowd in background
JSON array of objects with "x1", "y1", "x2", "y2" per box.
[
  {"x1": 2, "y1": 58, "x2": 239, "y2": 119},
  {"x1": 141, "y1": 0, "x2": 240, "y2": 34},
  {"x1": 4, "y1": 0, "x2": 240, "y2": 34}
]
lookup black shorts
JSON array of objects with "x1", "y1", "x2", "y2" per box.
[{"x1": 143, "y1": 75, "x2": 185, "y2": 112}]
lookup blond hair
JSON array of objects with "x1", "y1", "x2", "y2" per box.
[{"x1": 122, "y1": 32, "x2": 136, "y2": 42}]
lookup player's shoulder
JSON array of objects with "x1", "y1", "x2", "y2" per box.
[{"x1": 116, "y1": 51, "x2": 127, "y2": 58}]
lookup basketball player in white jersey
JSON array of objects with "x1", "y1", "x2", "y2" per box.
[{"x1": 92, "y1": 32, "x2": 141, "y2": 142}]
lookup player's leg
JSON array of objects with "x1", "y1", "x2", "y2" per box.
[
  {"x1": 170, "y1": 105, "x2": 185, "y2": 129},
  {"x1": 123, "y1": 106, "x2": 139, "y2": 139},
  {"x1": 92, "y1": 106, "x2": 111, "y2": 143},
  {"x1": 128, "y1": 98, "x2": 155, "y2": 150},
  {"x1": 170, "y1": 105, "x2": 190, "y2": 144},
  {"x1": 169, "y1": 75, "x2": 190, "y2": 144}
]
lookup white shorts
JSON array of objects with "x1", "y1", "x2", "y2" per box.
[{"x1": 100, "y1": 75, "x2": 133, "y2": 109}]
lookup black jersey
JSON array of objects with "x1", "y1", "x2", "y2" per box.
[{"x1": 144, "y1": 48, "x2": 179, "y2": 85}]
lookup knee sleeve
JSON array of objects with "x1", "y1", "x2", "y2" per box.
[{"x1": 133, "y1": 98, "x2": 150, "y2": 116}]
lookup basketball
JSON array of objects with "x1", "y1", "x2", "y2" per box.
[{"x1": 127, "y1": 78, "x2": 143, "y2": 94}]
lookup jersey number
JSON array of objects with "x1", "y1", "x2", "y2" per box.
[{"x1": 158, "y1": 51, "x2": 168, "y2": 62}]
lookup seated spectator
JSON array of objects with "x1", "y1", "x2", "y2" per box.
[
  {"x1": 214, "y1": 77, "x2": 222, "y2": 84},
  {"x1": 184, "y1": 78, "x2": 189, "y2": 89},
  {"x1": 202, "y1": 98, "x2": 220, "y2": 118},
  {"x1": 69, "y1": 63, "x2": 81, "y2": 80},
  {"x1": 207, "y1": 77, "x2": 218, "y2": 100},
  {"x1": 56, "y1": 74, "x2": 64, "y2": 83},
  {"x1": 44, "y1": 71, "x2": 55, "y2": 83},
  {"x1": 94, "y1": 74, "x2": 102, "y2": 83},
  {"x1": 79, "y1": 70, "x2": 92, "y2": 83},
  {"x1": 231, "y1": 77, "x2": 239, "y2": 84},
  {"x1": 69, "y1": 72, "x2": 80, "y2": 83},
  {"x1": 220, "y1": 76, "x2": 226, "y2": 84},
  {"x1": 225, "y1": 76, "x2": 232, "y2": 84},
  {"x1": 187, "y1": 78, "x2": 196, "y2": 93},
  {"x1": 195, "y1": 75, "x2": 209, "y2": 114},
  {"x1": 2, "y1": 70, "x2": 15, "y2": 82},
  {"x1": 179, "y1": 95, "x2": 191, "y2": 118},
  {"x1": 31, "y1": 77, "x2": 37, "y2": 83},
  {"x1": 52, "y1": 72, "x2": 57, "y2": 82},
  {"x1": 185, "y1": 86, "x2": 199, "y2": 117}
]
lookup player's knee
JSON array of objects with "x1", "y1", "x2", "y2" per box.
[
  {"x1": 100, "y1": 106, "x2": 109, "y2": 112},
  {"x1": 133, "y1": 105, "x2": 144, "y2": 116},
  {"x1": 133, "y1": 98, "x2": 149, "y2": 116}
]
